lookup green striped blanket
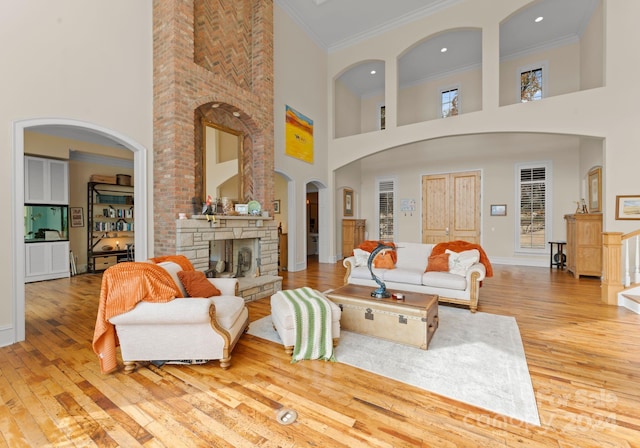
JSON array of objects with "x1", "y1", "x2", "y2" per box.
[{"x1": 278, "y1": 287, "x2": 336, "y2": 363}]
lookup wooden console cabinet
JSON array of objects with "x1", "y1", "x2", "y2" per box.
[
  {"x1": 342, "y1": 219, "x2": 366, "y2": 258},
  {"x1": 564, "y1": 213, "x2": 602, "y2": 278}
]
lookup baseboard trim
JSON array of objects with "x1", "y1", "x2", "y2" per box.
[
  {"x1": 488, "y1": 257, "x2": 549, "y2": 268},
  {"x1": 0, "y1": 325, "x2": 17, "y2": 348}
]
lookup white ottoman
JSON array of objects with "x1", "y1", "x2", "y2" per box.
[{"x1": 270, "y1": 290, "x2": 342, "y2": 355}]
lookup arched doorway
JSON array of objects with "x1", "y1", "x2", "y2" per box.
[
  {"x1": 305, "y1": 180, "x2": 329, "y2": 266},
  {"x1": 11, "y1": 118, "x2": 148, "y2": 344}
]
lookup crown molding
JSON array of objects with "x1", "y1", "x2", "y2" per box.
[{"x1": 328, "y1": 0, "x2": 464, "y2": 53}]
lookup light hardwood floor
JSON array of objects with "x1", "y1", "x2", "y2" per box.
[{"x1": 2, "y1": 259, "x2": 640, "y2": 447}]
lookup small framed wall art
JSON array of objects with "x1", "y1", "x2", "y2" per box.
[
  {"x1": 615, "y1": 195, "x2": 640, "y2": 220},
  {"x1": 588, "y1": 166, "x2": 602, "y2": 213},
  {"x1": 70, "y1": 207, "x2": 84, "y2": 227},
  {"x1": 490, "y1": 204, "x2": 507, "y2": 216},
  {"x1": 273, "y1": 200, "x2": 281, "y2": 214},
  {"x1": 343, "y1": 188, "x2": 354, "y2": 216}
]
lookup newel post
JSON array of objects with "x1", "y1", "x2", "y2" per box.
[{"x1": 602, "y1": 232, "x2": 623, "y2": 305}]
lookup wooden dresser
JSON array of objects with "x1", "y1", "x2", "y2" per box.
[
  {"x1": 564, "y1": 213, "x2": 602, "y2": 278},
  {"x1": 342, "y1": 219, "x2": 366, "y2": 258}
]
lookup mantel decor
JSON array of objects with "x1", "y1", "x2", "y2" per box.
[{"x1": 367, "y1": 242, "x2": 396, "y2": 298}]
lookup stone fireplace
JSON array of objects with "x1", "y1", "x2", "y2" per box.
[
  {"x1": 153, "y1": 1, "x2": 274, "y2": 256},
  {"x1": 176, "y1": 216, "x2": 281, "y2": 302},
  {"x1": 209, "y1": 238, "x2": 258, "y2": 278}
]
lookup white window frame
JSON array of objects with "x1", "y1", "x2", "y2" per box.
[
  {"x1": 515, "y1": 161, "x2": 552, "y2": 254},
  {"x1": 439, "y1": 84, "x2": 461, "y2": 118},
  {"x1": 375, "y1": 176, "x2": 396, "y2": 242},
  {"x1": 517, "y1": 61, "x2": 548, "y2": 103}
]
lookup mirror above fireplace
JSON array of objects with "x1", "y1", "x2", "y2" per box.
[{"x1": 203, "y1": 120, "x2": 243, "y2": 202}]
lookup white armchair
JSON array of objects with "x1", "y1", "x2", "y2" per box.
[{"x1": 108, "y1": 261, "x2": 249, "y2": 373}]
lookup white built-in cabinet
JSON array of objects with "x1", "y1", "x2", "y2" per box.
[
  {"x1": 24, "y1": 156, "x2": 70, "y2": 282},
  {"x1": 25, "y1": 241, "x2": 70, "y2": 282},
  {"x1": 25, "y1": 156, "x2": 69, "y2": 204}
]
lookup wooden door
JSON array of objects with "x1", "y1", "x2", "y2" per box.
[{"x1": 422, "y1": 171, "x2": 481, "y2": 244}]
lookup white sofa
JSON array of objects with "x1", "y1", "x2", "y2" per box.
[
  {"x1": 108, "y1": 261, "x2": 249, "y2": 373},
  {"x1": 343, "y1": 242, "x2": 487, "y2": 312}
]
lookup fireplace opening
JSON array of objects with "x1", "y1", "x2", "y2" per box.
[{"x1": 208, "y1": 238, "x2": 259, "y2": 278}]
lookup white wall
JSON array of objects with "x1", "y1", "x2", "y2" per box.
[
  {"x1": 580, "y1": 0, "x2": 604, "y2": 90},
  {"x1": 352, "y1": 133, "x2": 582, "y2": 265},
  {"x1": 499, "y1": 42, "x2": 580, "y2": 106},
  {"x1": 334, "y1": 78, "x2": 362, "y2": 138},
  {"x1": 334, "y1": 161, "x2": 363, "y2": 253},
  {"x1": 0, "y1": 1, "x2": 152, "y2": 345},
  {"x1": 398, "y1": 67, "x2": 482, "y2": 125},
  {"x1": 274, "y1": 4, "x2": 329, "y2": 270},
  {"x1": 274, "y1": 172, "x2": 288, "y2": 233},
  {"x1": 326, "y1": 0, "x2": 640, "y2": 264}
]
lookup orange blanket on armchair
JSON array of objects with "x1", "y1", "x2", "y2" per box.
[
  {"x1": 150, "y1": 254, "x2": 195, "y2": 271},
  {"x1": 92, "y1": 262, "x2": 184, "y2": 374},
  {"x1": 431, "y1": 240, "x2": 494, "y2": 278}
]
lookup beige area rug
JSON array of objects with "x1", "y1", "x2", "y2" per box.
[{"x1": 247, "y1": 305, "x2": 540, "y2": 426}]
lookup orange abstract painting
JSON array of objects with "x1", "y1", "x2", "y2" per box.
[{"x1": 285, "y1": 105, "x2": 313, "y2": 163}]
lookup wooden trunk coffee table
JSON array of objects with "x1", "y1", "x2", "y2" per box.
[{"x1": 326, "y1": 284, "x2": 439, "y2": 350}]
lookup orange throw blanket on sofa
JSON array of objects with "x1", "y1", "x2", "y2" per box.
[
  {"x1": 431, "y1": 240, "x2": 493, "y2": 278},
  {"x1": 92, "y1": 262, "x2": 184, "y2": 374}
]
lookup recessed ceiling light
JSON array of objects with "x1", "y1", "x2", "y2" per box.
[
  {"x1": 370, "y1": 70, "x2": 376, "y2": 75},
  {"x1": 211, "y1": 103, "x2": 220, "y2": 108},
  {"x1": 440, "y1": 47, "x2": 447, "y2": 53},
  {"x1": 232, "y1": 111, "x2": 240, "y2": 117},
  {"x1": 535, "y1": 16, "x2": 543, "y2": 23}
]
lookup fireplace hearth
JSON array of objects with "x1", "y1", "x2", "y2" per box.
[{"x1": 175, "y1": 216, "x2": 282, "y2": 302}]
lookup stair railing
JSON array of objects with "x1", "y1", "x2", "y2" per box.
[{"x1": 602, "y1": 229, "x2": 640, "y2": 304}]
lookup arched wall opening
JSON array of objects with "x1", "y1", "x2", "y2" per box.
[{"x1": 11, "y1": 118, "x2": 148, "y2": 344}]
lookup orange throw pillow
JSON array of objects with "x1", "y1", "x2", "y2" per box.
[
  {"x1": 177, "y1": 270, "x2": 221, "y2": 297},
  {"x1": 359, "y1": 241, "x2": 397, "y2": 267},
  {"x1": 426, "y1": 253, "x2": 450, "y2": 272},
  {"x1": 373, "y1": 251, "x2": 396, "y2": 269}
]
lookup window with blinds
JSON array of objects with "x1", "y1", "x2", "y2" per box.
[
  {"x1": 518, "y1": 164, "x2": 549, "y2": 250},
  {"x1": 377, "y1": 179, "x2": 395, "y2": 241}
]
